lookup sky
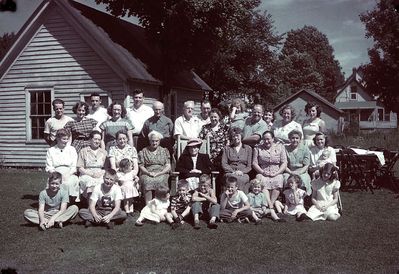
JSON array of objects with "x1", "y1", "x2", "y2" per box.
[{"x1": 0, "y1": 0, "x2": 377, "y2": 77}]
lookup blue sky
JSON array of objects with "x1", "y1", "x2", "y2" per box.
[{"x1": 0, "y1": 0, "x2": 376, "y2": 77}]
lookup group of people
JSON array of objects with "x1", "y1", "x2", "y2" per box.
[{"x1": 23, "y1": 91, "x2": 341, "y2": 230}]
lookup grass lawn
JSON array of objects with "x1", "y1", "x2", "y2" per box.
[{"x1": 1, "y1": 170, "x2": 399, "y2": 273}]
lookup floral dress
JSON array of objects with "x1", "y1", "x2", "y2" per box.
[
  {"x1": 199, "y1": 123, "x2": 229, "y2": 167},
  {"x1": 138, "y1": 146, "x2": 170, "y2": 191},
  {"x1": 108, "y1": 144, "x2": 138, "y2": 169}
]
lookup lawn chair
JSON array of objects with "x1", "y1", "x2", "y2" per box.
[
  {"x1": 171, "y1": 135, "x2": 218, "y2": 193},
  {"x1": 375, "y1": 151, "x2": 399, "y2": 192}
]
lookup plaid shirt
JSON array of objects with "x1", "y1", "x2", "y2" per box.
[
  {"x1": 64, "y1": 118, "x2": 97, "y2": 153},
  {"x1": 170, "y1": 193, "x2": 192, "y2": 214}
]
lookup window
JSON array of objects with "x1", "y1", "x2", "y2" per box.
[
  {"x1": 378, "y1": 109, "x2": 391, "y2": 122},
  {"x1": 350, "y1": 86, "x2": 357, "y2": 100},
  {"x1": 28, "y1": 90, "x2": 52, "y2": 140}
]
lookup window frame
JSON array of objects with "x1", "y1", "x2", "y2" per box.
[
  {"x1": 349, "y1": 85, "x2": 357, "y2": 100},
  {"x1": 25, "y1": 87, "x2": 54, "y2": 143}
]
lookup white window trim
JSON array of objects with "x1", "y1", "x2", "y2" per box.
[{"x1": 25, "y1": 87, "x2": 54, "y2": 143}]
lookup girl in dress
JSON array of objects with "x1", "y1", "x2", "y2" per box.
[
  {"x1": 306, "y1": 163, "x2": 341, "y2": 221},
  {"x1": 117, "y1": 158, "x2": 139, "y2": 217},
  {"x1": 135, "y1": 186, "x2": 176, "y2": 227},
  {"x1": 276, "y1": 175, "x2": 309, "y2": 221}
]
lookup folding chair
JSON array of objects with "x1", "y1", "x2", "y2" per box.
[{"x1": 375, "y1": 151, "x2": 399, "y2": 192}]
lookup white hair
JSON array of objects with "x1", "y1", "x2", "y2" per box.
[{"x1": 148, "y1": 130, "x2": 163, "y2": 140}]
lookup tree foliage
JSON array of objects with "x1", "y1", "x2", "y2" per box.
[
  {"x1": 278, "y1": 26, "x2": 344, "y2": 102},
  {"x1": 96, "y1": 0, "x2": 281, "y2": 107},
  {"x1": 360, "y1": 0, "x2": 399, "y2": 113},
  {"x1": 0, "y1": 32, "x2": 16, "y2": 61}
]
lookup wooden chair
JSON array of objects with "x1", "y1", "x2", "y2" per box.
[{"x1": 172, "y1": 135, "x2": 218, "y2": 193}]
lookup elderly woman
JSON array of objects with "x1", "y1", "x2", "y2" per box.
[
  {"x1": 221, "y1": 127, "x2": 252, "y2": 193},
  {"x1": 253, "y1": 131, "x2": 287, "y2": 213},
  {"x1": 309, "y1": 132, "x2": 337, "y2": 178},
  {"x1": 108, "y1": 130, "x2": 139, "y2": 172},
  {"x1": 302, "y1": 102, "x2": 326, "y2": 147},
  {"x1": 64, "y1": 101, "x2": 98, "y2": 153},
  {"x1": 138, "y1": 130, "x2": 171, "y2": 204},
  {"x1": 283, "y1": 130, "x2": 312, "y2": 195},
  {"x1": 176, "y1": 138, "x2": 212, "y2": 191},
  {"x1": 99, "y1": 102, "x2": 134, "y2": 151},
  {"x1": 45, "y1": 128, "x2": 79, "y2": 201},
  {"x1": 77, "y1": 130, "x2": 107, "y2": 199},
  {"x1": 273, "y1": 104, "x2": 303, "y2": 145},
  {"x1": 199, "y1": 108, "x2": 230, "y2": 168}
]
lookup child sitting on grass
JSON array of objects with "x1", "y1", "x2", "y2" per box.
[
  {"x1": 306, "y1": 163, "x2": 341, "y2": 221},
  {"x1": 276, "y1": 175, "x2": 309, "y2": 221},
  {"x1": 24, "y1": 172, "x2": 78, "y2": 230},
  {"x1": 220, "y1": 176, "x2": 260, "y2": 224},
  {"x1": 117, "y1": 158, "x2": 139, "y2": 217},
  {"x1": 247, "y1": 179, "x2": 283, "y2": 223},
  {"x1": 191, "y1": 174, "x2": 220, "y2": 229},
  {"x1": 79, "y1": 169, "x2": 127, "y2": 229},
  {"x1": 135, "y1": 186, "x2": 178, "y2": 228},
  {"x1": 170, "y1": 180, "x2": 192, "y2": 227}
]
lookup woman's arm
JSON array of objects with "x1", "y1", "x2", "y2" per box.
[
  {"x1": 131, "y1": 159, "x2": 139, "y2": 177},
  {"x1": 101, "y1": 130, "x2": 106, "y2": 150},
  {"x1": 252, "y1": 148, "x2": 263, "y2": 174},
  {"x1": 241, "y1": 146, "x2": 253, "y2": 174},
  {"x1": 127, "y1": 130, "x2": 134, "y2": 149}
]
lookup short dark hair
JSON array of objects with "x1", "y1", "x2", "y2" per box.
[
  {"x1": 155, "y1": 185, "x2": 170, "y2": 199},
  {"x1": 48, "y1": 171, "x2": 62, "y2": 183},
  {"x1": 89, "y1": 130, "x2": 102, "y2": 139},
  {"x1": 72, "y1": 102, "x2": 90, "y2": 115},
  {"x1": 228, "y1": 127, "x2": 243, "y2": 141},
  {"x1": 105, "y1": 168, "x2": 117, "y2": 177},
  {"x1": 52, "y1": 99, "x2": 65, "y2": 108},
  {"x1": 313, "y1": 132, "x2": 329, "y2": 147},
  {"x1": 319, "y1": 163, "x2": 339, "y2": 180},
  {"x1": 132, "y1": 88, "x2": 144, "y2": 95},
  {"x1": 286, "y1": 174, "x2": 303, "y2": 189},
  {"x1": 305, "y1": 102, "x2": 322, "y2": 117},
  {"x1": 56, "y1": 128, "x2": 71, "y2": 139},
  {"x1": 107, "y1": 102, "x2": 127, "y2": 118},
  {"x1": 118, "y1": 158, "x2": 131, "y2": 170},
  {"x1": 210, "y1": 108, "x2": 222, "y2": 119},
  {"x1": 115, "y1": 129, "x2": 128, "y2": 140},
  {"x1": 225, "y1": 176, "x2": 238, "y2": 186},
  {"x1": 262, "y1": 130, "x2": 275, "y2": 139},
  {"x1": 90, "y1": 92, "x2": 101, "y2": 98},
  {"x1": 288, "y1": 129, "x2": 303, "y2": 140}
]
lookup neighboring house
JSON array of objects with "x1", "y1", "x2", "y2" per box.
[
  {"x1": 334, "y1": 68, "x2": 397, "y2": 130},
  {"x1": 0, "y1": 0, "x2": 211, "y2": 167},
  {"x1": 273, "y1": 89, "x2": 345, "y2": 134}
]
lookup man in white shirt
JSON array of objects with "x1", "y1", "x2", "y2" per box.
[
  {"x1": 86, "y1": 92, "x2": 109, "y2": 130},
  {"x1": 44, "y1": 99, "x2": 74, "y2": 146},
  {"x1": 198, "y1": 100, "x2": 211, "y2": 127},
  {"x1": 126, "y1": 89, "x2": 154, "y2": 136},
  {"x1": 174, "y1": 100, "x2": 202, "y2": 141}
]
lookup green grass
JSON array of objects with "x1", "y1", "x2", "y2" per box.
[{"x1": 1, "y1": 170, "x2": 399, "y2": 273}]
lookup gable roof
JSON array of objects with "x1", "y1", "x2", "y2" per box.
[
  {"x1": 334, "y1": 67, "x2": 371, "y2": 101},
  {"x1": 273, "y1": 89, "x2": 344, "y2": 114},
  {"x1": 0, "y1": 0, "x2": 212, "y2": 91}
]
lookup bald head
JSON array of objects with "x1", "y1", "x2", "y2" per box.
[{"x1": 153, "y1": 101, "x2": 164, "y2": 118}]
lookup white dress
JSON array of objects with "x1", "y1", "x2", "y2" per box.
[
  {"x1": 302, "y1": 118, "x2": 323, "y2": 147},
  {"x1": 139, "y1": 198, "x2": 170, "y2": 223},
  {"x1": 283, "y1": 188, "x2": 307, "y2": 215},
  {"x1": 307, "y1": 179, "x2": 341, "y2": 221},
  {"x1": 273, "y1": 120, "x2": 303, "y2": 145},
  {"x1": 117, "y1": 170, "x2": 139, "y2": 199}
]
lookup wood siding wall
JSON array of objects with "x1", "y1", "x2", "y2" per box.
[{"x1": 0, "y1": 7, "x2": 126, "y2": 167}]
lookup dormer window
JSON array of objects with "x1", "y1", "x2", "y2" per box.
[{"x1": 350, "y1": 86, "x2": 357, "y2": 100}]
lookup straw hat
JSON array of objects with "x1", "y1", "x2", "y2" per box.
[{"x1": 186, "y1": 138, "x2": 203, "y2": 147}]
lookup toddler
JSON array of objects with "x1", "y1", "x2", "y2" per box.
[
  {"x1": 220, "y1": 176, "x2": 259, "y2": 224},
  {"x1": 170, "y1": 180, "x2": 192, "y2": 226},
  {"x1": 135, "y1": 186, "x2": 177, "y2": 228},
  {"x1": 117, "y1": 158, "x2": 139, "y2": 216},
  {"x1": 24, "y1": 172, "x2": 78, "y2": 230},
  {"x1": 316, "y1": 149, "x2": 333, "y2": 168},
  {"x1": 279, "y1": 175, "x2": 309, "y2": 221},
  {"x1": 191, "y1": 174, "x2": 220, "y2": 229},
  {"x1": 306, "y1": 163, "x2": 341, "y2": 221}
]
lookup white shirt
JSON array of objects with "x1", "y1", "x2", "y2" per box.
[
  {"x1": 44, "y1": 115, "x2": 74, "y2": 142},
  {"x1": 87, "y1": 107, "x2": 109, "y2": 131},
  {"x1": 91, "y1": 184, "x2": 123, "y2": 209},
  {"x1": 174, "y1": 115, "x2": 202, "y2": 138},
  {"x1": 127, "y1": 104, "x2": 154, "y2": 134},
  {"x1": 45, "y1": 145, "x2": 77, "y2": 174}
]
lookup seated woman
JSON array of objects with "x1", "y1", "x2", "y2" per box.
[
  {"x1": 99, "y1": 102, "x2": 134, "y2": 151},
  {"x1": 175, "y1": 138, "x2": 212, "y2": 191},
  {"x1": 108, "y1": 130, "x2": 139, "y2": 173},
  {"x1": 309, "y1": 132, "x2": 337, "y2": 178},
  {"x1": 302, "y1": 102, "x2": 326, "y2": 147},
  {"x1": 138, "y1": 130, "x2": 171, "y2": 204},
  {"x1": 64, "y1": 101, "x2": 98, "y2": 153},
  {"x1": 77, "y1": 130, "x2": 107, "y2": 199},
  {"x1": 199, "y1": 108, "x2": 229, "y2": 168},
  {"x1": 273, "y1": 104, "x2": 303, "y2": 145},
  {"x1": 45, "y1": 128, "x2": 79, "y2": 201},
  {"x1": 252, "y1": 131, "x2": 287, "y2": 213},
  {"x1": 283, "y1": 130, "x2": 312, "y2": 195},
  {"x1": 221, "y1": 127, "x2": 252, "y2": 193}
]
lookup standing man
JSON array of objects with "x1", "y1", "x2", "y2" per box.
[
  {"x1": 242, "y1": 104, "x2": 267, "y2": 147},
  {"x1": 44, "y1": 99, "x2": 73, "y2": 146},
  {"x1": 174, "y1": 100, "x2": 202, "y2": 141},
  {"x1": 198, "y1": 100, "x2": 211, "y2": 127},
  {"x1": 86, "y1": 92, "x2": 109, "y2": 130},
  {"x1": 127, "y1": 89, "x2": 154, "y2": 148},
  {"x1": 141, "y1": 101, "x2": 174, "y2": 151}
]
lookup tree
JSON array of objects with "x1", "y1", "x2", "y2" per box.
[
  {"x1": 96, "y1": 0, "x2": 281, "y2": 107},
  {"x1": 278, "y1": 26, "x2": 344, "y2": 102},
  {"x1": 360, "y1": 0, "x2": 399, "y2": 113},
  {"x1": 0, "y1": 32, "x2": 16, "y2": 61}
]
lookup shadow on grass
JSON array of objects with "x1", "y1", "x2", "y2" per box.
[{"x1": 21, "y1": 194, "x2": 39, "y2": 201}]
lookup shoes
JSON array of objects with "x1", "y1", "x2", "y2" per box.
[
  {"x1": 194, "y1": 221, "x2": 201, "y2": 230},
  {"x1": 106, "y1": 221, "x2": 115, "y2": 229},
  {"x1": 296, "y1": 214, "x2": 311, "y2": 222},
  {"x1": 276, "y1": 218, "x2": 287, "y2": 223},
  {"x1": 55, "y1": 222, "x2": 63, "y2": 229},
  {"x1": 171, "y1": 222, "x2": 181, "y2": 229},
  {"x1": 237, "y1": 217, "x2": 250, "y2": 224},
  {"x1": 39, "y1": 224, "x2": 47, "y2": 231},
  {"x1": 207, "y1": 222, "x2": 218, "y2": 229},
  {"x1": 255, "y1": 219, "x2": 262, "y2": 225},
  {"x1": 135, "y1": 220, "x2": 143, "y2": 226},
  {"x1": 84, "y1": 221, "x2": 92, "y2": 228}
]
